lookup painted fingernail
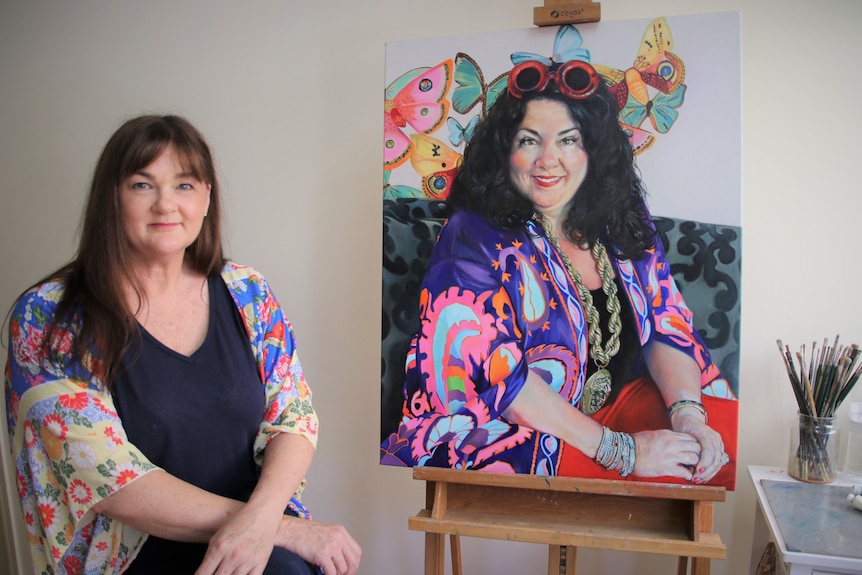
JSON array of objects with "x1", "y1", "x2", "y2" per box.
[
  {"x1": 693, "y1": 477, "x2": 703, "y2": 484},
  {"x1": 698, "y1": 467, "x2": 705, "y2": 474}
]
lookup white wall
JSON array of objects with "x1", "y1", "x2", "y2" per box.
[{"x1": 2, "y1": 1, "x2": 861, "y2": 574}]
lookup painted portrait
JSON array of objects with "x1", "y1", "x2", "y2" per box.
[{"x1": 380, "y1": 13, "x2": 741, "y2": 489}]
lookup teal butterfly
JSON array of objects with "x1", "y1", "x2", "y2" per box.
[
  {"x1": 511, "y1": 24, "x2": 591, "y2": 66},
  {"x1": 447, "y1": 115, "x2": 479, "y2": 147},
  {"x1": 619, "y1": 84, "x2": 686, "y2": 134},
  {"x1": 452, "y1": 52, "x2": 508, "y2": 116},
  {"x1": 382, "y1": 169, "x2": 424, "y2": 200}
]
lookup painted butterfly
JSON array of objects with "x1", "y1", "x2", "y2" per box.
[
  {"x1": 619, "y1": 84, "x2": 686, "y2": 134},
  {"x1": 620, "y1": 123, "x2": 655, "y2": 155},
  {"x1": 409, "y1": 134, "x2": 462, "y2": 200},
  {"x1": 451, "y1": 52, "x2": 508, "y2": 117},
  {"x1": 384, "y1": 59, "x2": 454, "y2": 169},
  {"x1": 382, "y1": 169, "x2": 424, "y2": 200},
  {"x1": 511, "y1": 24, "x2": 591, "y2": 66},
  {"x1": 446, "y1": 115, "x2": 479, "y2": 148},
  {"x1": 594, "y1": 17, "x2": 686, "y2": 111}
]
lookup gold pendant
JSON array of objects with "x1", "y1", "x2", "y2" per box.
[{"x1": 580, "y1": 368, "x2": 611, "y2": 415}]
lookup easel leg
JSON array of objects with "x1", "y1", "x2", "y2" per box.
[
  {"x1": 691, "y1": 500, "x2": 713, "y2": 575},
  {"x1": 691, "y1": 557, "x2": 710, "y2": 575},
  {"x1": 449, "y1": 534, "x2": 462, "y2": 575},
  {"x1": 424, "y1": 532, "x2": 445, "y2": 575},
  {"x1": 548, "y1": 545, "x2": 577, "y2": 575}
]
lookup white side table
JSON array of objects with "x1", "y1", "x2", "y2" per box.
[{"x1": 749, "y1": 466, "x2": 862, "y2": 575}]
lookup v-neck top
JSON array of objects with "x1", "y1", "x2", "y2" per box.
[{"x1": 113, "y1": 275, "x2": 265, "y2": 572}]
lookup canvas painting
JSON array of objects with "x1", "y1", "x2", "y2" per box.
[{"x1": 380, "y1": 13, "x2": 741, "y2": 489}]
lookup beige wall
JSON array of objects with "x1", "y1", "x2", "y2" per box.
[{"x1": 2, "y1": 0, "x2": 861, "y2": 573}]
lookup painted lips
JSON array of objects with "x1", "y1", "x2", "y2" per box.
[{"x1": 532, "y1": 175, "x2": 563, "y2": 188}]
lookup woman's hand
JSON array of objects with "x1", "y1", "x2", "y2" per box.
[
  {"x1": 276, "y1": 516, "x2": 362, "y2": 575},
  {"x1": 671, "y1": 411, "x2": 725, "y2": 484},
  {"x1": 195, "y1": 503, "x2": 281, "y2": 575},
  {"x1": 631, "y1": 428, "x2": 701, "y2": 480},
  {"x1": 644, "y1": 341, "x2": 726, "y2": 483}
]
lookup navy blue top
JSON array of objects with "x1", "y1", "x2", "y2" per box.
[{"x1": 114, "y1": 276, "x2": 264, "y2": 572}]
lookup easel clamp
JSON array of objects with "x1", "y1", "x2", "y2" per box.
[{"x1": 534, "y1": 0, "x2": 601, "y2": 27}]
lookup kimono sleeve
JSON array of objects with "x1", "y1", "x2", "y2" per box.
[
  {"x1": 634, "y1": 232, "x2": 723, "y2": 389},
  {"x1": 5, "y1": 283, "x2": 157, "y2": 574},
  {"x1": 384, "y1": 214, "x2": 533, "y2": 469},
  {"x1": 221, "y1": 265, "x2": 318, "y2": 466}
]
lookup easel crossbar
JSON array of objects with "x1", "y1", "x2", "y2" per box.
[
  {"x1": 410, "y1": 468, "x2": 726, "y2": 564},
  {"x1": 414, "y1": 467, "x2": 726, "y2": 502},
  {"x1": 410, "y1": 509, "x2": 725, "y2": 558}
]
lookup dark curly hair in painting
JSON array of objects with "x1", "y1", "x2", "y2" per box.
[{"x1": 446, "y1": 70, "x2": 656, "y2": 260}]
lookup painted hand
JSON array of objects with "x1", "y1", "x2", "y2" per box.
[
  {"x1": 631, "y1": 428, "x2": 701, "y2": 480},
  {"x1": 672, "y1": 414, "x2": 725, "y2": 484}
]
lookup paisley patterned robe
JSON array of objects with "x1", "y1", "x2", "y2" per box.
[{"x1": 381, "y1": 210, "x2": 734, "y2": 475}]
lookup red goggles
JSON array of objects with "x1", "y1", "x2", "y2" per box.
[{"x1": 507, "y1": 60, "x2": 600, "y2": 100}]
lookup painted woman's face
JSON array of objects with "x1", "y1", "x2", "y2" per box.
[{"x1": 509, "y1": 99, "x2": 588, "y2": 225}]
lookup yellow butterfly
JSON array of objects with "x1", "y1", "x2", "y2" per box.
[
  {"x1": 409, "y1": 134, "x2": 462, "y2": 200},
  {"x1": 594, "y1": 17, "x2": 686, "y2": 110}
]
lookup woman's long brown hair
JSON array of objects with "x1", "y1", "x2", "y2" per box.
[{"x1": 34, "y1": 115, "x2": 226, "y2": 389}]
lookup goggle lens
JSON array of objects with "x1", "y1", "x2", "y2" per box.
[
  {"x1": 508, "y1": 60, "x2": 599, "y2": 100},
  {"x1": 557, "y1": 61, "x2": 599, "y2": 99},
  {"x1": 510, "y1": 61, "x2": 548, "y2": 97}
]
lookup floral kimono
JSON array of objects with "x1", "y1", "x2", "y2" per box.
[{"x1": 5, "y1": 263, "x2": 318, "y2": 574}]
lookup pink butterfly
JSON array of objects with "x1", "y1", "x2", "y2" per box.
[
  {"x1": 384, "y1": 60, "x2": 453, "y2": 169},
  {"x1": 621, "y1": 123, "x2": 655, "y2": 155}
]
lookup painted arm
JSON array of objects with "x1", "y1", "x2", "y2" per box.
[
  {"x1": 644, "y1": 341, "x2": 725, "y2": 483},
  {"x1": 503, "y1": 369, "x2": 603, "y2": 458},
  {"x1": 502, "y1": 367, "x2": 702, "y2": 480}
]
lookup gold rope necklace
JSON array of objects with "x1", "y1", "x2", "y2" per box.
[{"x1": 534, "y1": 213, "x2": 622, "y2": 415}]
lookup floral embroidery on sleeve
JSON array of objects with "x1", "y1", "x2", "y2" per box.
[
  {"x1": 5, "y1": 283, "x2": 156, "y2": 574},
  {"x1": 221, "y1": 264, "x2": 319, "y2": 465}
]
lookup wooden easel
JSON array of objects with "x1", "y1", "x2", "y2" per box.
[
  {"x1": 410, "y1": 467, "x2": 726, "y2": 575},
  {"x1": 534, "y1": 0, "x2": 601, "y2": 27}
]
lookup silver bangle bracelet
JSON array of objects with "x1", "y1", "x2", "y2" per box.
[
  {"x1": 595, "y1": 426, "x2": 636, "y2": 477},
  {"x1": 667, "y1": 399, "x2": 708, "y2": 423}
]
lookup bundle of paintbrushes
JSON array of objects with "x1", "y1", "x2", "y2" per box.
[{"x1": 777, "y1": 336, "x2": 862, "y2": 482}]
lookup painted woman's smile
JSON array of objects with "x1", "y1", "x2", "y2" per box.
[{"x1": 509, "y1": 99, "x2": 588, "y2": 225}]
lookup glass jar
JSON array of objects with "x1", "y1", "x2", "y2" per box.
[
  {"x1": 787, "y1": 412, "x2": 839, "y2": 483},
  {"x1": 842, "y1": 402, "x2": 862, "y2": 482}
]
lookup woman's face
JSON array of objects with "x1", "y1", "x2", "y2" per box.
[
  {"x1": 119, "y1": 145, "x2": 211, "y2": 269},
  {"x1": 509, "y1": 99, "x2": 587, "y2": 224}
]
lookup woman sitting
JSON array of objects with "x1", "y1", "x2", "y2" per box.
[
  {"x1": 381, "y1": 60, "x2": 737, "y2": 486},
  {"x1": 5, "y1": 115, "x2": 361, "y2": 574}
]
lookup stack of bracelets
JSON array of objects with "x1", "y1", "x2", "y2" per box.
[{"x1": 595, "y1": 426, "x2": 636, "y2": 477}]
